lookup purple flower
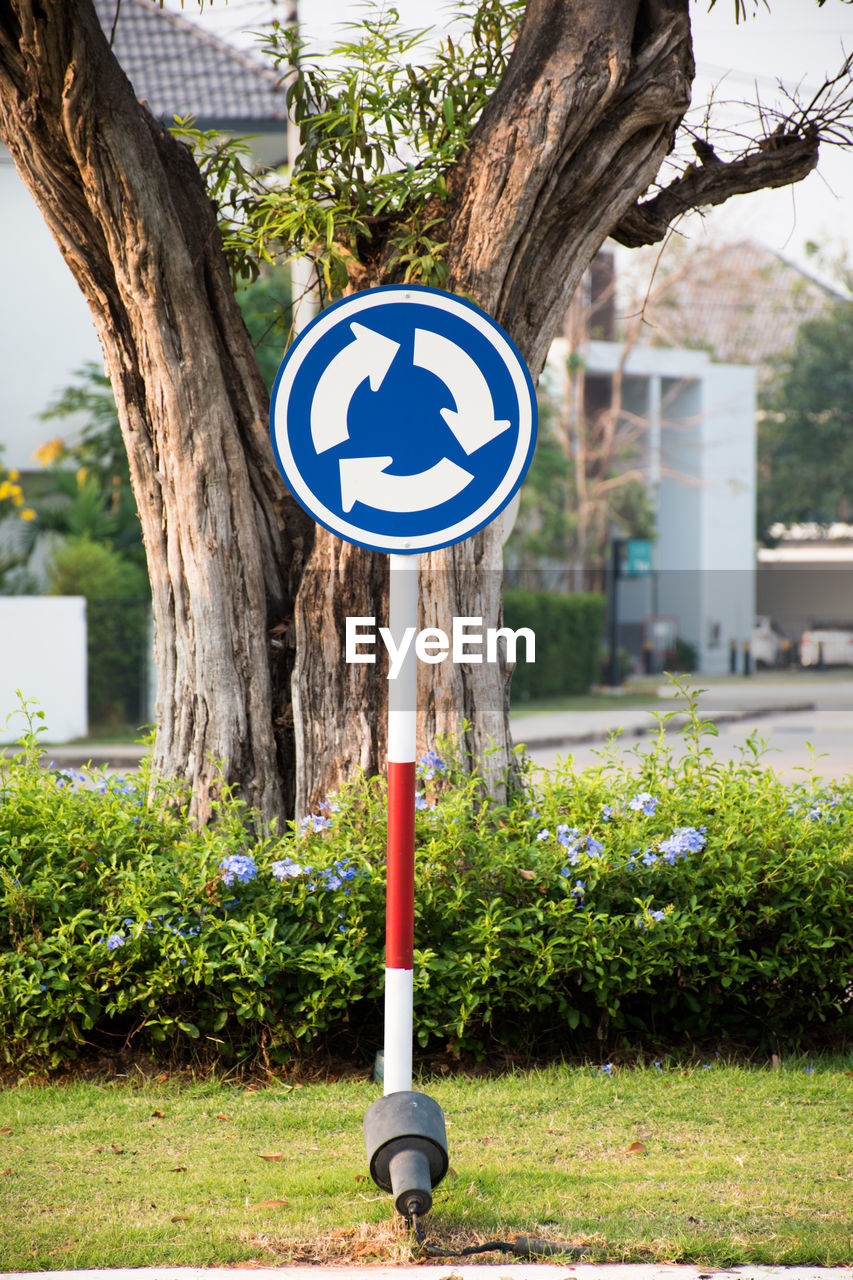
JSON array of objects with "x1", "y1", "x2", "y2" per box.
[
  {"x1": 641, "y1": 849, "x2": 658, "y2": 867},
  {"x1": 106, "y1": 933, "x2": 125, "y2": 952},
  {"x1": 557, "y1": 828, "x2": 603, "y2": 861},
  {"x1": 601, "y1": 803, "x2": 619, "y2": 822},
  {"x1": 650, "y1": 909, "x2": 666, "y2": 922},
  {"x1": 629, "y1": 792, "x2": 659, "y2": 817},
  {"x1": 272, "y1": 858, "x2": 306, "y2": 881},
  {"x1": 418, "y1": 750, "x2": 446, "y2": 780},
  {"x1": 299, "y1": 813, "x2": 332, "y2": 834},
  {"x1": 219, "y1": 853, "x2": 258, "y2": 886},
  {"x1": 658, "y1": 826, "x2": 707, "y2": 860},
  {"x1": 536, "y1": 828, "x2": 551, "y2": 842}
]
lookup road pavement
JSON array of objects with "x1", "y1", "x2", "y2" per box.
[
  {"x1": 511, "y1": 677, "x2": 853, "y2": 783},
  {"x1": 31, "y1": 675, "x2": 853, "y2": 784}
]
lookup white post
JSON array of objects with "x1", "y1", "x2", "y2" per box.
[{"x1": 384, "y1": 553, "x2": 419, "y2": 1095}]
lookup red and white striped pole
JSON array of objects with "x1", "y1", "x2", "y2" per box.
[{"x1": 384, "y1": 552, "x2": 419, "y2": 1095}]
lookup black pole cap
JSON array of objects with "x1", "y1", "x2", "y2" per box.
[{"x1": 363, "y1": 1091, "x2": 449, "y2": 1217}]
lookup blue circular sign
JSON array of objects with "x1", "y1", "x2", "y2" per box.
[{"x1": 269, "y1": 284, "x2": 537, "y2": 554}]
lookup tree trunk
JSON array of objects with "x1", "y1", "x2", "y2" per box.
[{"x1": 0, "y1": 0, "x2": 313, "y2": 824}]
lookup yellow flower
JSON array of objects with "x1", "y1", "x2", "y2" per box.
[
  {"x1": 32, "y1": 437, "x2": 66, "y2": 466},
  {"x1": 0, "y1": 481, "x2": 10, "y2": 502},
  {"x1": 7, "y1": 469, "x2": 19, "y2": 481},
  {"x1": 20, "y1": 508, "x2": 37, "y2": 522}
]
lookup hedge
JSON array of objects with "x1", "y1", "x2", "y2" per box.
[
  {"x1": 1, "y1": 687, "x2": 851, "y2": 1072},
  {"x1": 503, "y1": 588, "x2": 605, "y2": 700}
]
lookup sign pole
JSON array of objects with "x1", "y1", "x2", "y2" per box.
[
  {"x1": 384, "y1": 552, "x2": 419, "y2": 1095},
  {"x1": 268, "y1": 283, "x2": 537, "y2": 1219}
]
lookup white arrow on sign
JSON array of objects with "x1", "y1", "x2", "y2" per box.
[
  {"x1": 413, "y1": 328, "x2": 511, "y2": 455},
  {"x1": 310, "y1": 323, "x2": 400, "y2": 454},
  {"x1": 339, "y1": 455, "x2": 473, "y2": 514}
]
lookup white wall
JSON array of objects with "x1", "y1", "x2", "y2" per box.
[
  {"x1": 0, "y1": 598, "x2": 87, "y2": 743},
  {"x1": 0, "y1": 148, "x2": 103, "y2": 471},
  {"x1": 548, "y1": 341, "x2": 757, "y2": 676},
  {"x1": 698, "y1": 364, "x2": 757, "y2": 674}
]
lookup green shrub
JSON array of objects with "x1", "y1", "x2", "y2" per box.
[
  {"x1": 504, "y1": 588, "x2": 605, "y2": 699},
  {"x1": 0, "y1": 688, "x2": 851, "y2": 1071},
  {"x1": 45, "y1": 536, "x2": 150, "y2": 723}
]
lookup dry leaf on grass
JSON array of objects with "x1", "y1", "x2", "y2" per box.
[
  {"x1": 258, "y1": 1152, "x2": 284, "y2": 1162},
  {"x1": 171, "y1": 1165, "x2": 188, "y2": 1173},
  {"x1": 251, "y1": 1199, "x2": 289, "y2": 1210},
  {"x1": 626, "y1": 1141, "x2": 647, "y2": 1155},
  {"x1": 215, "y1": 1113, "x2": 230, "y2": 1121},
  {"x1": 0, "y1": 1128, "x2": 12, "y2": 1136},
  {"x1": 151, "y1": 1110, "x2": 166, "y2": 1118},
  {"x1": 170, "y1": 1215, "x2": 191, "y2": 1223}
]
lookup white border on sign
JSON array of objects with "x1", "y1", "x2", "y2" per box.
[{"x1": 270, "y1": 289, "x2": 535, "y2": 553}]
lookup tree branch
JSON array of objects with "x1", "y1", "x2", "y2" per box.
[{"x1": 611, "y1": 126, "x2": 819, "y2": 247}]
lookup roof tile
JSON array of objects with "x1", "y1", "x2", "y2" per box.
[{"x1": 93, "y1": 0, "x2": 286, "y2": 123}]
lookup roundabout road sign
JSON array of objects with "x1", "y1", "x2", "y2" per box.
[{"x1": 269, "y1": 284, "x2": 537, "y2": 554}]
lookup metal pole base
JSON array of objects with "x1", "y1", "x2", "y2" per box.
[{"x1": 363, "y1": 1090, "x2": 449, "y2": 1218}]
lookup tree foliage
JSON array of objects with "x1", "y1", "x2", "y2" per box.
[
  {"x1": 34, "y1": 366, "x2": 144, "y2": 566},
  {"x1": 758, "y1": 298, "x2": 853, "y2": 535},
  {"x1": 174, "y1": 1, "x2": 525, "y2": 298}
]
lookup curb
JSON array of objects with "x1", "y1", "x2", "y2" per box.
[
  {"x1": 514, "y1": 702, "x2": 816, "y2": 752},
  {"x1": 33, "y1": 701, "x2": 819, "y2": 768},
  {"x1": 36, "y1": 746, "x2": 148, "y2": 771}
]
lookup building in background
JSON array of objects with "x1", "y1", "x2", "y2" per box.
[
  {"x1": 623, "y1": 238, "x2": 838, "y2": 375},
  {"x1": 545, "y1": 334, "x2": 756, "y2": 676},
  {"x1": 0, "y1": 0, "x2": 287, "y2": 473},
  {"x1": 757, "y1": 525, "x2": 853, "y2": 645},
  {"x1": 508, "y1": 248, "x2": 758, "y2": 676}
]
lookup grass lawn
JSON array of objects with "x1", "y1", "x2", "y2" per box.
[{"x1": 1, "y1": 1058, "x2": 851, "y2": 1270}]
